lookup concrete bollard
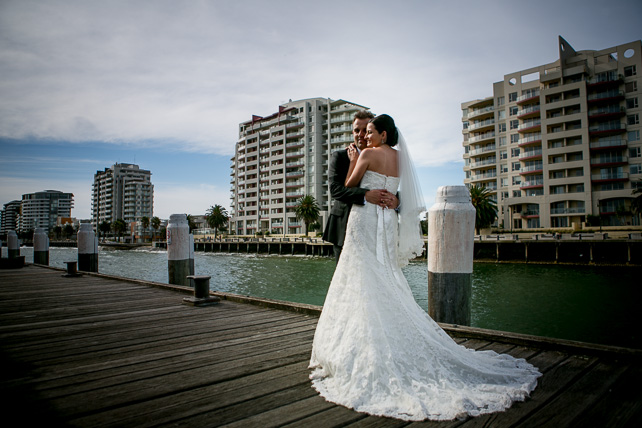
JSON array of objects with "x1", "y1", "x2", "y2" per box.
[
  {"x1": 78, "y1": 223, "x2": 99, "y2": 272},
  {"x1": 33, "y1": 227, "x2": 49, "y2": 265},
  {"x1": 167, "y1": 214, "x2": 191, "y2": 287},
  {"x1": 427, "y1": 186, "x2": 476, "y2": 326},
  {"x1": 8, "y1": 231, "x2": 19, "y2": 259},
  {"x1": 189, "y1": 233, "x2": 195, "y2": 276}
]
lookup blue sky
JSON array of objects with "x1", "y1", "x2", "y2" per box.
[{"x1": 1, "y1": 0, "x2": 641, "y2": 219}]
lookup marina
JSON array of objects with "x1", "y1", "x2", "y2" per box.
[{"x1": 0, "y1": 264, "x2": 640, "y2": 427}]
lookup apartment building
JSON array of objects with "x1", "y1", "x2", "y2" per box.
[
  {"x1": 0, "y1": 200, "x2": 21, "y2": 234},
  {"x1": 230, "y1": 97, "x2": 368, "y2": 236},
  {"x1": 19, "y1": 190, "x2": 74, "y2": 232},
  {"x1": 92, "y1": 163, "x2": 154, "y2": 233},
  {"x1": 462, "y1": 37, "x2": 642, "y2": 229}
]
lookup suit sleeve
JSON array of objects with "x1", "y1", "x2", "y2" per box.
[{"x1": 329, "y1": 150, "x2": 368, "y2": 205}]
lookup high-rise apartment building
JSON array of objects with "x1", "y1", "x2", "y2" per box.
[
  {"x1": 462, "y1": 37, "x2": 642, "y2": 230},
  {"x1": 1, "y1": 200, "x2": 21, "y2": 234},
  {"x1": 230, "y1": 97, "x2": 368, "y2": 235},
  {"x1": 92, "y1": 163, "x2": 154, "y2": 232},
  {"x1": 19, "y1": 190, "x2": 74, "y2": 232}
]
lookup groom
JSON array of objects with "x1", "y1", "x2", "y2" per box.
[{"x1": 323, "y1": 110, "x2": 399, "y2": 261}]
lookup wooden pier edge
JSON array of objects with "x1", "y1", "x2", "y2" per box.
[{"x1": 33, "y1": 263, "x2": 642, "y2": 360}]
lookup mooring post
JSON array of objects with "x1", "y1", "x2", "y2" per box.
[
  {"x1": 183, "y1": 275, "x2": 220, "y2": 306},
  {"x1": 167, "y1": 214, "x2": 191, "y2": 287},
  {"x1": 78, "y1": 223, "x2": 98, "y2": 272},
  {"x1": 7, "y1": 230, "x2": 19, "y2": 259},
  {"x1": 427, "y1": 186, "x2": 475, "y2": 325},
  {"x1": 189, "y1": 233, "x2": 195, "y2": 276},
  {"x1": 33, "y1": 227, "x2": 49, "y2": 265}
]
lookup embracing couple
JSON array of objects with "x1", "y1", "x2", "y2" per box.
[{"x1": 310, "y1": 111, "x2": 541, "y2": 421}]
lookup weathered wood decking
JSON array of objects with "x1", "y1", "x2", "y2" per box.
[{"x1": 1, "y1": 265, "x2": 641, "y2": 427}]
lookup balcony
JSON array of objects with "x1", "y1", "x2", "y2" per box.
[
  {"x1": 470, "y1": 171, "x2": 497, "y2": 181},
  {"x1": 519, "y1": 163, "x2": 543, "y2": 175},
  {"x1": 516, "y1": 90, "x2": 540, "y2": 105},
  {"x1": 468, "y1": 118, "x2": 495, "y2": 132},
  {"x1": 588, "y1": 122, "x2": 626, "y2": 137},
  {"x1": 519, "y1": 149, "x2": 542, "y2": 161},
  {"x1": 468, "y1": 144, "x2": 496, "y2": 156},
  {"x1": 468, "y1": 158, "x2": 497, "y2": 169},
  {"x1": 468, "y1": 131, "x2": 495, "y2": 144},
  {"x1": 589, "y1": 137, "x2": 627, "y2": 151},
  {"x1": 466, "y1": 105, "x2": 494, "y2": 120},
  {"x1": 590, "y1": 155, "x2": 627, "y2": 166},
  {"x1": 550, "y1": 206, "x2": 586, "y2": 215},
  {"x1": 588, "y1": 105, "x2": 626, "y2": 121},
  {"x1": 518, "y1": 133, "x2": 542, "y2": 147},
  {"x1": 285, "y1": 151, "x2": 304, "y2": 159},
  {"x1": 587, "y1": 71, "x2": 622, "y2": 88},
  {"x1": 517, "y1": 119, "x2": 541, "y2": 133},
  {"x1": 587, "y1": 90, "x2": 624, "y2": 104},
  {"x1": 517, "y1": 105, "x2": 541, "y2": 119},
  {"x1": 591, "y1": 171, "x2": 629, "y2": 182},
  {"x1": 520, "y1": 177, "x2": 544, "y2": 189}
]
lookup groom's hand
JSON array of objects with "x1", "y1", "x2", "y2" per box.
[{"x1": 365, "y1": 189, "x2": 398, "y2": 209}]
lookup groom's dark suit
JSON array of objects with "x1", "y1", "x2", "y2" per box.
[{"x1": 323, "y1": 149, "x2": 368, "y2": 258}]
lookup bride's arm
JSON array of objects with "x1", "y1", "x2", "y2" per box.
[{"x1": 345, "y1": 149, "x2": 371, "y2": 187}]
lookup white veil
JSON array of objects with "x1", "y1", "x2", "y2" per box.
[{"x1": 396, "y1": 129, "x2": 425, "y2": 267}]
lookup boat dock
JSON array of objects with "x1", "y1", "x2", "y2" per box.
[{"x1": 1, "y1": 265, "x2": 641, "y2": 427}]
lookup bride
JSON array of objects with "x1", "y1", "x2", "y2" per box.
[{"x1": 309, "y1": 114, "x2": 541, "y2": 421}]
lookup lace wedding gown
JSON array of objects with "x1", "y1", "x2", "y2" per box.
[{"x1": 309, "y1": 171, "x2": 541, "y2": 421}]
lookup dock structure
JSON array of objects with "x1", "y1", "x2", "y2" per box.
[{"x1": 1, "y1": 265, "x2": 641, "y2": 427}]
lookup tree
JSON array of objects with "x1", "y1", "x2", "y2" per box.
[
  {"x1": 206, "y1": 205, "x2": 230, "y2": 240},
  {"x1": 468, "y1": 185, "x2": 497, "y2": 235},
  {"x1": 632, "y1": 181, "x2": 642, "y2": 223},
  {"x1": 186, "y1": 215, "x2": 198, "y2": 233},
  {"x1": 111, "y1": 219, "x2": 127, "y2": 242},
  {"x1": 294, "y1": 195, "x2": 320, "y2": 235},
  {"x1": 140, "y1": 216, "x2": 150, "y2": 242},
  {"x1": 99, "y1": 221, "x2": 111, "y2": 241},
  {"x1": 53, "y1": 225, "x2": 62, "y2": 240},
  {"x1": 151, "y1": 216, "x2": 161, "y2": 241},
  {"x1": 63, "y1": 224, "x2": 74, "y2": 239}
]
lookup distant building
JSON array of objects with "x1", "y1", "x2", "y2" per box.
[
  {"x1": 230, "y1": 97, "x2": 369, "y2": 235},
  {"x1": 462, "y1": 37, "x2": 642, "y2": 229},
  {"x1": 1, "y1": 200, "x2": 21, "y2": 234},
  {"x1": 92, "y1": 163, "x2": 154, "y2": 235},
  {"x1": 19, "y1": 190, "x2": 74, "y2": 232}
]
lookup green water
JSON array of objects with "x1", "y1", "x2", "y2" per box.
[{"x1": 12, "y1": 247, "x2": 642, "y2": 349}]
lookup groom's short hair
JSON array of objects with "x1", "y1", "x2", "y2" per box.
[{"x1": 354, "y1": 110, "x2": 375, "y2": 121}]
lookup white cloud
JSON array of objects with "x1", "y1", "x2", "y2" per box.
[{"x1": 153, "y1": 183, "x2": 230, "y2": 220}]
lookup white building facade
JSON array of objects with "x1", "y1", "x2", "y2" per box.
[
  {"x1": 92, "y1": 163, "x2": 154, "y2": 232},
  {"x1": 19, "y1": 190, "x2": 74, "y2": 232},
  {"x1": 462, "y1": 37, "x2": 642, "y2": 229},
  {"x1": 230, "y1": 97, "x2": 369, "y2": 236}
]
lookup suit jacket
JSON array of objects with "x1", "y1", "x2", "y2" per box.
[{"x1": 323, "y1": 149, "x2": 368, "y2": 247}]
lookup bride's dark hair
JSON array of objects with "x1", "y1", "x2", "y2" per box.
[{"x1": 370, "y1": 114, "x2": 398, "y2": 147}]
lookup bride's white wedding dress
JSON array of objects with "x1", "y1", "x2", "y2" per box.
[{"x1": 309, "y1": 170, "x2": 541, "y2": 421}]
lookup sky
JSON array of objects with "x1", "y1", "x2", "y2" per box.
[{"x1": 1, "y1": 0, "x2": 641, "y2": 220}]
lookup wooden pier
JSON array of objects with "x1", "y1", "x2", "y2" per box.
[{"x1": 1, "y1": 265, "x2": 641, "y2": 427}]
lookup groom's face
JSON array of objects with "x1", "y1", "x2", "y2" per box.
[{"x1": 352, "y1": 118, "x2": 369, "y2": 151}]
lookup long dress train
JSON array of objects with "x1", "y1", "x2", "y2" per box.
[{"x1": 309, "y1": 170, "x2": 541, "y2": 421}]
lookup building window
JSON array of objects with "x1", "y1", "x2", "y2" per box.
[
  {"x1": 628, "y1": 114, "x2": 640, "y2": 125},
  {"x1": 499, "y1": 136, "x2": 507, "y2": 146},
  {"x1": 510, "y1": 120, "x2": 519, "y2": 130},
  {"x1": 549, "y1": 139, "x2": 564, "y2": 149},
  {"x1": 500, "y1": 150, "x2": 508, "y2": 159},
  {"x1": 626, "y1": 81, "x2": 638, "y2": 93},
  {"x1": 550, "y1": 185, "x2": 565, "y2": 194},
  {"x1": 511, "y1": 148, "x2": 520, "y2": 157},
  {"x1": 632, "y1": 164, "x2": 642, "y2": 175},
  {"x1": 624, "y1": 65, "x2": 637, "y2": 77},
  {"x1": 630, "y1": 147, "x2": 641, "y2": 158},
  {"x1": 512, "y1": 176, "x2": 521, "y2": 185},
  {"x1": 498, "y1": 110, "x2": 506, "y2": 120},
  {"x1": 629, "y1": 130, "x2": 640, "y2": 141},
  {"x1": 509, "y1": 106, "x2": 518, "y2": 116},
  {"x1": 498, "y1": 123, "x2": 506, "y2": 132},
  {"x1": 627, "y1": 97, "x2": 639, "y2": 109},
  {"x1": 512, "y1": 162, "x2": 521, "y2": 171},
  {"x1": 508, "y1": 92, "x2": 517, "y2": 102},
  {"x1": 510, "y1": 134, "x2": 519, "y2": 144},
  {"x1": 549, "y1": 155, "x2": 564, "y2": 164}
]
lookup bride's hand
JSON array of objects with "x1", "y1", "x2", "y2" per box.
[{"x1": 347, "y1": 144, "x2": 359, "y2": 162}]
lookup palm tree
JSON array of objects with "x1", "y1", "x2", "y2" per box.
[
  {"x1": 140, "y1": 216, "x2": 150, "y2": 242},
  {"x1": 206, "y1": 205, "x2": 229, "y2": 240},
  {"x1": 294, "y1": 195, "x2": 320, "y2": 235},
  {"x1": 111, "y1": 219, "x2": 127, "y2": 242},
  {"x1": 151, "y1": 216, "x2": 161, "y2": 241},
  {"x1": 468, "y1": 185, "x2": 497, "y2": 235}
]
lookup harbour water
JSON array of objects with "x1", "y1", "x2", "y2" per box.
[{"x1": 8, "y1": 246, "x2": 641, "y2": 349}]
